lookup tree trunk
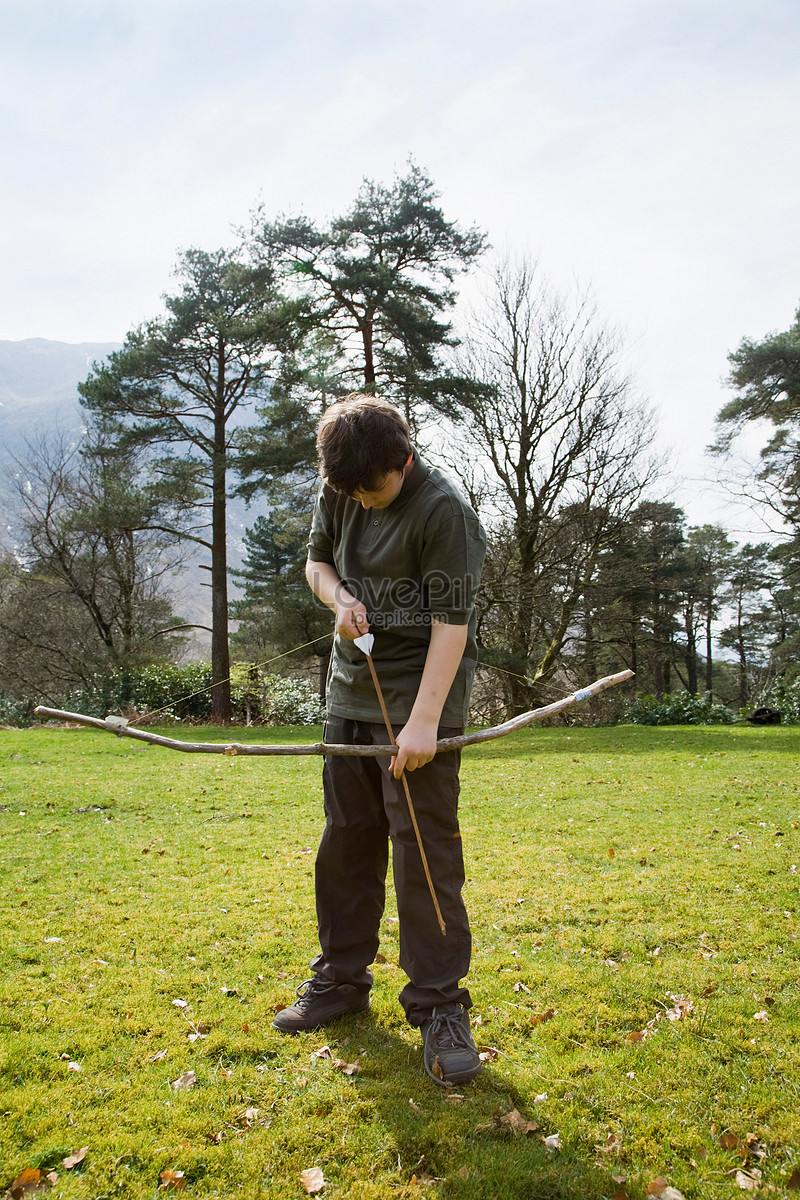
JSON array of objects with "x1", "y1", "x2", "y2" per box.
[
  {"x1": 704, "y1": 607, "x2": 713, "y2": 695},
  {"x1": 362, "y1": 316, "x2": 376, "y2": 389},
  {"x1": 684, "y1": 606, "x2": 698, "y2": 694},
  {"x1": 211, "y1": 350, "x2": 232, "y2": 724}
]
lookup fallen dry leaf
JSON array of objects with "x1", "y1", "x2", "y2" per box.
[
  {"x1": 788, "y1": 1167, "x2": 800, "y2": 1189},
  {"x1": 529, "y1": 1007, "x2": 556, "y2": 1025},
  {"x1": 543, "y1": 1132, "x2": 562, "y2": 1152},
  {"x1": 67, "y1": 1061, "x2": 82, "y2": 1072},
  {"x1": 743, "y1": 1134, "x2": 767, "y2": 1162},
  {"x1": 611, "y1": 1190, "x2": 631, "y2": 1200},
  {"x1": 430, "y1": 1055, "x2": 444, "y2": 1081},
  {"x1": 646, "y1": 1179, "x2": 686, "y2": 1200},
  {"x1": 478, "y1": 1045, "x2": 499, "y2": 1062},
  {"x1": 300, "y1": 1166, "x2": 325, "y2": 1194},
  {"x1": 665, "y1": 997, "x2": 694, "y2": 1021},
  {"x1": 630, "y1": 993, "x2": 696, "y2": 1042},
  {"x1": 62, "y1": 1147, "x2": 88, "y2": 1169},
  {"x1": 171, "y1": 1070, "x2": 197, "y2": 1091},
  {"x1": 719, "y1": 1133, "x2": 741, "y2": 1152},
  {"x1": 158, "y1": 1168, "x2": 186, "y2": 1192},
  {"x1": 596, "y1": 1132, "x2": 623, "y2": 1156},
  {"x1": 171, "y1": 999, "x2": 189, "y2": 1008},
  {"x1": 409, "y1": 1099, "x2": 422, "y2": 1113},
  {"x1": 331, "y1": 1057, "x2": 360, "y2": 1075},
  {"x1": 494, "y1": 1107, "x2": 539, "y2": 1135},
  {"x1": 10, "y1": 1168, "x2": 53, "y2": 1198},
  {"x1": 753, "y1": 1010, "x2": 769, "y2": 1022},
  {"x1": 150, "y1": 1049, "x2": 169, "y2": 1062},
  {"x1": 733, "y1": 1167, "x2": 762, "y2": 1190}
]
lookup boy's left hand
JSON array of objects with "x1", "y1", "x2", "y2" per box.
[{"x1": 390, "y1": 717, "x2": 438, "y2": 777}]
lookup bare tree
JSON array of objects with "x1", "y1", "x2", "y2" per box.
[
  {"x1": 1, "y1": 429, "x2": 190, "y2": 705},
  {"x1": 446, "y1": 258, "x2": 662, "y2": 711}
]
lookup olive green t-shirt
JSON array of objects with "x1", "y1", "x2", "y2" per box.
[{"x1": 307, "y1": 452, "x2": 486, "y2": 726}]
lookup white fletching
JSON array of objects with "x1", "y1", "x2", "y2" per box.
[{"x1": 354, "y1": 632, "x2": 374, "y2": 656}]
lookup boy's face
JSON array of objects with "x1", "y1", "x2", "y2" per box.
[{"x1": 350, "y1": 468, "x2": 406, "y2": 510}]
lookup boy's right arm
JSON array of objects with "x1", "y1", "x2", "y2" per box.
[{"x1": 305, "y1": 559, "x2": 369, "y2": 641}]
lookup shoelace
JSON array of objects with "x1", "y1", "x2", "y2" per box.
[
  {"x1": 295, "y1": 977, "x2": 338, "y2": 1003},
  {"x1": 427, "y1": 1008, "x2": 471, "y2": 1049}
]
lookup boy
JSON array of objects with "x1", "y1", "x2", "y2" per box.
[{"x1": 272, "y1": 395, "x2": 486, "y2": 1086}]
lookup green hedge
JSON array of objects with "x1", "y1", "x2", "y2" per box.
[
  {"x1": 58, "y1": 663, "x2": 325, "y2": 725},
  {"x1": 623, "y1": 692, "x2": 736, "y2": 726}
]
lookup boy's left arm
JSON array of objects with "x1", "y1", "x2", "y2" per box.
[{"x1": 391, "y1": 619, "x2": 468, "y2": 778}]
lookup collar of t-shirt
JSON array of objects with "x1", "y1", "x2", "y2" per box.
[{"x1": 389, "y1": 448, "x2": 426, "y2": 510}]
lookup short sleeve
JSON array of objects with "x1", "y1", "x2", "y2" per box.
[
  {"x1": 307, "y1": 484, "x2": 336, "y2": 564},
  {"x1": 419, "y1": 506, "x2": 486, "y2": 626}
]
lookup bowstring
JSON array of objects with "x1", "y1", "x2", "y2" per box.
[
  {"x1": 134, "y1": 637, "x2": 547, "y2": 726},
  {"x1": 134, "y1": 633, "x2": 332, "y2": 723}
]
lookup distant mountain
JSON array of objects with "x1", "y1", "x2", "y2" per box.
[
  {"x1": 0, "y1": 339, "x2": 121, "y2": 551},
  {"x1": 0, "y1": 338, "x2": 121, "y2": 441},
  {"x1": 0, "y1": 338, "x2": 270, "y2": 657}
]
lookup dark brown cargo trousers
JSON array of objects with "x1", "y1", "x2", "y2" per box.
[{"x1": 310, "y1": 716, "x2": 473, "y2": 1026}]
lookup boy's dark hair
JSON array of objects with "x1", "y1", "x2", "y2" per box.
[{"x1": 317, "y1": 395, "x2": 412, "y2": 494}]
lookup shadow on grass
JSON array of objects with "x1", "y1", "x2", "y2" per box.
[{"x1": 252, "y1": 1003, "x2": 618, "y2": 1200}]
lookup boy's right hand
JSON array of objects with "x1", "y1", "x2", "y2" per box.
[{"x1": 336, "y1": 601, "x2": 370, "y2": 641}]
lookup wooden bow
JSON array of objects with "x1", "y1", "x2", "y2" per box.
[{"x1": 34, "y1": 669, "x2": 634, "y2": 756}]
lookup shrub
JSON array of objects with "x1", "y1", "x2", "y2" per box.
[
  {"x1": 60, "y1": 663, "x2": 325, "y2": 726},
  {"x1": 624, "y1": 692, "x2": 736, "y2": 726},
  {"x1": 63, "y1": 663, "x2": 214, "y2": 721},
  {"x1": 254, "y1": 674, "x2": 325, "y2": 726},
  {"x1": 758, "y1": 676, "x2": 800, "y2": 725},
  {"x1": 34, "y1": 661, "x2": 326, "y2": 727},
  {"x1": 0, "y1": 693, "x2": 36, "y2": 728}
]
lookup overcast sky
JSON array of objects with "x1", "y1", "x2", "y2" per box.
[{"x1": 3, "y1": 0, "x2": 799, "y2": 530}]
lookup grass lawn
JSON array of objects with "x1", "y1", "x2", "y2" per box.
[{"x1": 1, "y1": 721, "x2": 799, "y2": 1199}]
